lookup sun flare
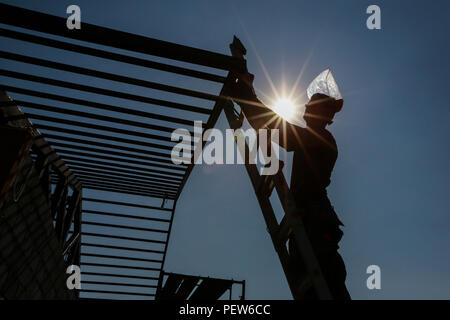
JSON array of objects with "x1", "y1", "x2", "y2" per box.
[{"x1": 271, "y1": 98, "x2": 297, "y2": 122}]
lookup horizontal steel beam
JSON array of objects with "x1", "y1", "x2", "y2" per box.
[
  {"x1": 41, "y1": 133, "x2": 189, "y2": 163},
  {"x1": 75, "y1": 231, "x2": 166, "y2": 244},
  {"x1": 48, "y1": 166, "x2": 180, "y2": 194},
  {"x1": 53, "y1": 147, "x2": 185, "y2": 173},
  {"x1": 81, "y1": 281, "x2": 157, "y2": 289},
  {"x1": 67, "y1": 165, "x2": 181, "y2": 186},
  {"x1": 70, "y1": 171, "x2": 179, "y2": 192},
  {"x1": 32, "y1": 124, "x2": 175, "y2": 154},
  {"x1": 82, "y1": 209, "x2": 171, "y2": 223},
  {"x1": 53, "y1": 146, "x2": 185, "y2": 173},
  {"x1": 54, "y1": 154, "x2": 185, "y2": 178},
  {"x1": 12, "y1": 99, "x2": 194, "y2": 136},
  {"x1": 65, "y1": 162, "x2": 181, "y2": 184},
  {"x1": 0, "y1": 28, "x2": 226, "y2": 82},
  {"x1": 81, "y1": 243, "x2": 164, "y2": 254},
  {"x1": 55, "y1": 180, "x2": 175, "y2": 199},
  {"x1": 57, "y1": 179, "x2": 177, "y2": 198},
  {"x1": 81, "y1": 262, "x2": 161, "y2": 272},
  {"x1": 82, "y1": 197, "x2": 173, "y2": 212},
  {"x1": 79, "y1": 289, "x2": 155, "y2": 297},
  {"x1": 0, "y1": 69, "x2": 211, "y2": 114},
  {"x1": 67, "y1": 166, "x2": 180, "y2": 187},
  {"x1": 17, "y1": 116, "x2": 183, "y2": 154},
  {"x1": 81, "y1": 272, "x2": 159, "y2": 281},
  {"x1": 2, "y1": 85, "x2": 199, "y2": 127},
  {"x1": 65, "y1": 174, "x2": 179, "y2": 197},
  {"x1": 81, "y1": 184, "x2": 175, "y2": 199},
  {"x1": 16, "y1": 111, "x2": 191, "y2": 146},
  {"x1": 31, "y1": 149, "x2": 173, "y2": 181},
  {"x1": 82, "y1": 253, "x2": 162, "y2": 264},
  {"x1": 0, "y1": 4, "x2": 244, "y2": 72},
  {"x1": 82, "y1": 221, "x2": 168, "y2": 234},
  {"x1": 0, "y1": 50, "x2": 221, "y2": 102}
]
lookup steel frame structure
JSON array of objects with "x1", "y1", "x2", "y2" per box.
[
  {"x1": 0, "y1": 91, "x2": 82, "y2": 270},
  {"x1": 156, "y1": 272, "x2": 246, "y2": 301},
  {"x1": 0, "y1": 3, "x2": 245, "y2": 299}
]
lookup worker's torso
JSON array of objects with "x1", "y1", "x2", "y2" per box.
[
  {"x1": 289, "y1": 127, "x2": 344, "y2": 243},
  {"x1": 290, "y1": 127, "x2": 338, "y2": 199}
]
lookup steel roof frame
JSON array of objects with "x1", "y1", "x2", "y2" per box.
[{"x1": 0, "y1": 3, "x2": 243, "y2": 299}]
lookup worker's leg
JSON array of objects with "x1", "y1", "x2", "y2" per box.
[
  {"x1": 288, "y1": 236, "x2": 317, "y2": 299},
  {"x1": 316, "y1": 249, "x2": 351, "y2": 300},
  {"x1": 288, "y1": 234, "x2": 351, "y2": 300}
]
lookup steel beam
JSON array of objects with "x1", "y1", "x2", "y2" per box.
[
  {"x1": 82, "y1": 197, "x2": 173, "y2": 212},
  {"x1": 81, "y1": 253, "x2": 162, "y2": 264},
  {"x1": 0, "y1": 4, "x2": 244, "y2": 72},
  {"x1": 82, "y1": 221, "x2": 168, "y2": 234},
  {"x1": 81, "y1": 272, "x2": 159, "y2": 281},
  {"x1": 0, "y1": 28, "x2": 226, "y2": 82},
  {"x1": 0, "y1": 69, "x2": 211, "y2": 114},
  {"x1": 0, "y1": 51, "x2": 221, "y2": 102},
  {"x1": 81, "y1": 243, "x2": 164, "y2": 254},
  {"x1": 82, "y1": 210, "x2": 171, "y2": 223},
  {"x1": 74, "y1": 231, "x2": 166, "y2": 244},
  {"x1": 12, "y1": 99, "x2": 195, "y2": 136}
]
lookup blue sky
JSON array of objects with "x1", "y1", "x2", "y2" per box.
[{"x1": 1, "y1": 0, "x2": 450, "y2": 299}]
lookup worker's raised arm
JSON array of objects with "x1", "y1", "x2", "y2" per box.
[
  {"x1": 230, "y1": 73, "x2": 302, "y2": 152},
  {"x1": 231, "y1": 84, "x2": 272, "y2": 130}
]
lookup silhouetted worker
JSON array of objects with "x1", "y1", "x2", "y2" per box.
[{"x1": 231, "y1": 69, "x2": 351, "y2": 300}]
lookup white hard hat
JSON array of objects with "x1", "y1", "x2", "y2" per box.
[{"x1": 307, "y1": 69, "x2": 342, "y2": 101}]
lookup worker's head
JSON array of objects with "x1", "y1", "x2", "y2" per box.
[{"x1": 304, "y1": 93, "x2": 343, "y2": 128}]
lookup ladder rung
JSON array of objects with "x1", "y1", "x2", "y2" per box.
[
  {"x1": 296, "y1": 277, "x2": 313, "y2": 297},
  {"x1": 255, "y1": 174, "x2": 274, "y2": 198},
  {"x1": 255, "y1": 161, "x2": 284, "y2": 198},
  {"x1": 277, "y1": 215, "x2": 292, "y2": 244}
]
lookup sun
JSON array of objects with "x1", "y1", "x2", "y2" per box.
[{"x1": 271, "y1": 98, "x2": 297, "y2": 122}]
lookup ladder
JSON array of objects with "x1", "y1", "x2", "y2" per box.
[
  {"x1": 223, "y1": 102, "x2": 332, "y2": 300},
  {"x1": 222, "y1": 37, "x2": 333, "y2": 300}
]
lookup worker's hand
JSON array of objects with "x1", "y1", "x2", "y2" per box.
[{"x1": 230, "y1": 71, "x2": 257, "y2": 102}]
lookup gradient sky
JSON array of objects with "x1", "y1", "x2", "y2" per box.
[{"x1": 2, "y1": 0, "x2": 450, "y2": 299}]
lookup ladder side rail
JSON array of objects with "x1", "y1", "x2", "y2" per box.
[
  {"x1": 223, "y1": 101, "x2": 302, "y2": 299},
  {"x1": 272, "y1": 170, "x2": 332, "y2": 299},
  {"x1": 223, "y1": 99, "x2": 332, "y2": 299}
]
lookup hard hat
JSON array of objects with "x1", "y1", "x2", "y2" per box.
[{"x1": 306, "y1": 69, "x2": 343, "y2": 112}]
